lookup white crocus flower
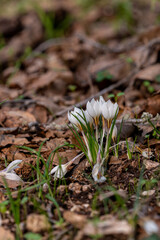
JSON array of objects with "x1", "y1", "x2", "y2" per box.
[
  {"x1": 50, "y1": 164, "x2": 68, "y2": 179},
  {"x1": 68, "y1": 107, "x2": 86, "y2": 130},
  {"x1": 3, "y1": 160, "x2": 22, "y2": 173},
  {"x1": 99, "y1": 96, "x2": 105, "y2": 105},
  {"x1": 92, "y1": 149, "x2": 106, "y2": 183},
  {"x1": 0, "y1": 160, "x2": 23, "y2": 186},
  {"x1": 87, "y1": 98, "x2": 103, "y2": 141},
  {"x1": 86, "y1": 99, "x2": 101, "y2": 125},
  {"x1": 50, "y1": 153, "x2": 84, "y2": 179},
  {"x1": 101, "y1": 100, "x2": 119, "y2": 129},
  {"x1": 109, "y1": 125, "x2": 117, "y2": 142},
  {"x1": 84, "y1": 110, "x2": 93, "y2": 126}
]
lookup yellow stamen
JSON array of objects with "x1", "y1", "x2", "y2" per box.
[
  {"x1": 136, "y1": 146, "x2": 143, "y2": 153},
  {"x1": 95, "y1": 117, "x2": 99, "y2": 126},
  {"x1": 102, "y1": 116, "x2": 105, "y2": 128}
]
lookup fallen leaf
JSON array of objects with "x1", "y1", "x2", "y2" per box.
[
  {"x1": 141, "y1": 190, "x2": 155, "y2": 197},
  {"x1": 0, "y1": 227, "x2": 15, "y2": 240},
  {"x1": 143, "y1": 160, "x2": 159, "y2": 170},
  {"x1": 135, "y1": 64, "x2": 160, "y2": 81},
  {"x1": 83, "y1": 216, "x2": 133, "y2": 236},
  {"x1": 26, "y1": 214, "x2": 51, "y2": 233},
  {"x1": 99, "y1": 189, "x2": 127, "y2": 201},
  {"x1": 63, "y1": 211, "x2": 87, "y2": 229}
]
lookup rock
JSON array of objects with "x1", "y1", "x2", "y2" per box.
[
  {"x1": 57, "y1": 185, "x2": 67, "y2": 195},
  {"x1": 63, "y1": 211, "x2": 87, "y2": 229},
  {"x1": 82, "y1": 185, "x2": 90, "y2": 192},
  {"x1": 68, "y1": 182, "x2": 82, "y2": 194},
  {"x1": 26, "y1": 214, "x2": 51, "y2": 233},
  {"x1": 0, "y1": 227, "x2": 15, "y2": 240}
]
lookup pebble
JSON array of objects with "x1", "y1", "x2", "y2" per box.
[{"x1": 68, "y1": 182, "x2": 82, "y2": 194}]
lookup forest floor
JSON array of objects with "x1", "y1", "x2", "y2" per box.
[{"x1": 0, "y1": 0, "x2": 160, "y2": 239}]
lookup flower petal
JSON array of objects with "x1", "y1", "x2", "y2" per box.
[
  {"x1": 86, "y1": 101, "x2": 96, "y2": 118},
  {"x1": 4, "y1": 160, "x2": 22, "y2": 173}
]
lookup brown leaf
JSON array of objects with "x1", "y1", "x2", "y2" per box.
[
  {"x1": 0, "y1": 227, "x2": 15, "y2": 240},
  {"x1": 135, "y1": 64, "x2": 160, "y2": 81},
  {"x1": 83, "y1": 216, "x2": 133, "y2": 236},
  {"x1": 26, "y1": 214, "x2": 51, "y2": 233},
  {"x1": 0, "y1": 135, "x2": 29, "y2": 146},
  {"x1": 63, "y1": 211, "x2": 87, "y2": 229},
  {"x1": 147, "y1": 92, "x2": 160, "y2": 115},
  {"x1": 0, "y1": 175, "x2": 24, "y2": 188},
  {"x1": 8, "y1": 71, "x2": 28, "y2": 89},
  {"x1": 143, "y1": 160, "x2": 159, "y2": 170},
  {"x1": 0, "y1": 110, "x2": 36, "y2": 128},
  {"x1": 99, "y1": 189, "x2": 127, "y2": 201}
]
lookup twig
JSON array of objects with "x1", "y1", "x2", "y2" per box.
[{"x1": 76, "y1": 33, "x2": 137, "y2": 53}]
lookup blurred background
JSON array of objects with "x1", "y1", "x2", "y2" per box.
[{"x1": 0, "y1": 0, "x2": 160, "y2": 121}]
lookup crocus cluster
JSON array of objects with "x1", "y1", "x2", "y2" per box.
[{"x1": 68, "y1": 96, "x2": 119, "y2": 183}]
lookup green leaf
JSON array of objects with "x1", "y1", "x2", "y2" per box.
[
  {"x1": 108, "y1": 94, "x2": 115, "y2": 98},
  {"x1": 24, "y1": 232, "x2": 42, "y2": 240},
  {"x1": 148, "y1": 86, "x2": 155, "y2": 93},
  {"x1": 155, "y1": 74, "x2": 160, "y2": 83},
  {"x1": 126, "y1": 57, "x2": 134, "y2": 63},
  {"x1": 96, "y1": 71, "x2": 113, "y2": 82},
  {"x1": 68, "y1": 85, "x2": 77, "y2": 92},
  {"x1": 117, "y1": 92, "x2": 124, "y2": 97},
  {"x1": 21, "y1": 196, "x2": 28, "y2": 204},
  {"x1": 143, "y1": 81, "x2": 150, "y2": 87},
  {"x1": 142, "y1": 233, "x2": 160, "y2": 240}
]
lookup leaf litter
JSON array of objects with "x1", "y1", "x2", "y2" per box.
[{"x1": 0, "y1": 1, "x2": 160, "y2": 239}]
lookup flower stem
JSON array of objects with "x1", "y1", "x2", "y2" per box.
[
  {"x1": 96, "y1": 125, "x2": 98, "y2": 142},
  {"x1": 104, "y1": 133, "x2": 109, "y2": 156},
  {"x1": 82, "y1": 131, "x2": 92, "y2": 163},
  {"x1": 100, "y1": 128, "x2": 105, "y2": 148}
]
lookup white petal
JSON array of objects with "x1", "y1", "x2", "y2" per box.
[
  {"x1": 5, "y1": 160, "x2": 22, "y2": 173},
  {"x1": 50, "y1": 165, "x2": 59, "y2": 175},
  {"x1": 74, "y1": 107, "x2": 82, "y2": 114},
  {"x1": 90, "y1": 98, "x2": 96, "y2": 107},
  {"x1": 93, "y1": 101, "x2": 101, "y2": 116},
  {"x1": 92, "y1": 163, "x2": 106, "y2": 183},
  {"x1": 99, "y1": 96, "x2": 105, "y2": 104},
  {"x1": 0, "y1": 172, "x2": 23, "y2": 182},
  {"x1": 86, "y1": 101, "x2": 96, "y2": 117},
  {"x1": 101, "y1": 102, "x2": 109, "y2": 119},
  {"x1": 50, "y1": 165, "x2": 68, "y2": 179},
  {"x1": 84, "y1": 110, "x2": 93, "y2": 124},
  {"x1": 109, "y1": 125, "x2": 117, "y2": 140},
  {"x1": 68, "y1": 111, "x2": 79, "y2": 126},
  {"x1": 144, "y1": 220, "x2": 159, "y2": 235}
]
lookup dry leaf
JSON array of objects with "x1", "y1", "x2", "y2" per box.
[
  {"x1": 83, "y1": 216, "x2": 133, "y2": 236},
  {"x1": 26, "y1": 214, "x2": 51, "y2": 233},
  {"x1": 0, "y1": 227, "x2": 15, "y2": 240},
  {"x1": 63, "y1": 211, "x2": 87, "y2": 229},
  {"x1": 143, "y1": 160, "x2": 159, "y2": 170}
]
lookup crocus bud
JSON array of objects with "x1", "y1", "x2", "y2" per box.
[
  {"x1": 109, "y1": 125, "x2": 117, "y2": 142},
  {"x1": 92, "y1": 149, "x2": 106, "y2": 183},
  {"x1": 0, "y1": 160, "x2": 23, "y2": 187},
  {"x1": 50, "y1": 164, "x2": 68, "y2": 179}
]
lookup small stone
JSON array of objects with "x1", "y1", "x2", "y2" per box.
[
  {"x1": 43, "y1": 183, "x2": 49, "y2": 193},
  {"x1": 88, "y1": 193, "x2": 93, "y2": 199},
  {"x1": 57, "y1": 185, "x2": 66, "y2": 195},
  {"x1": 141, "y1": 190, "x2": 155, "y2": 197},
  {"x1": 26, "y1": 214, "x2": 51, "y2": 233},
  {"x1": 69, "y1": 182, "x2": 82, "y2": 194},
  {"x1": 0, "y1": 227, "x2": 15, "y2": 240},
  {"x1": 82, "y1": 185, "x2": 90, "y2": 192}
]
